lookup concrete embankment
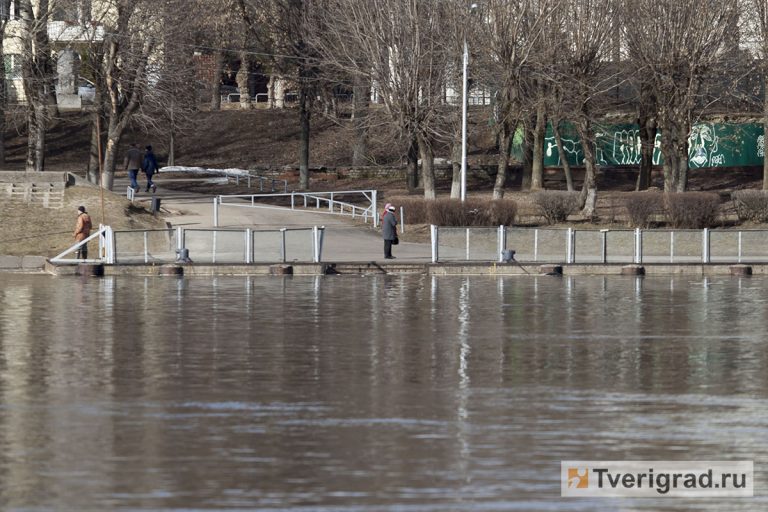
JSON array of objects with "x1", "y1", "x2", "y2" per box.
[
  {"x1": 36, "y1": 261, "x2": 768, "y2": 277},
  {"x1": 0, "y1": 255, "x2": 48, "y2": 272}
]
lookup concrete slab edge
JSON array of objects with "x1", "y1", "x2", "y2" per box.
[{"x1": 21, "y1": 261, "x2": 768, "y2": 277}]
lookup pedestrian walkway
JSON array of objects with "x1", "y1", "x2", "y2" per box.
[{"x1": 117, "y1": 176, "x2": 432, "y2": 262}]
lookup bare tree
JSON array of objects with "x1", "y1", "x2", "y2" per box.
[
  {"x1": 623, "y1": 0, "x2": 740, "y2": 192},
  {"x1": 743, "y1": 0, "x2": 768, "y2": 188},
  {"x1": 547, "y1": 0, "x2": 617, "y2": 216},
  {"x1": 237, "y1": 0, "x2": 319, "y2": 190},
  {"x1": 473, "y1": 0, "x2": 558, "y2": 199},
  {"x1": 97, "y1": 0, "x2": 165, "y2": 190},
  {"x1": 308, "y1": 0, "x2": 456, "y2": 199},
  {"x1": 18, "y1": 0, "x2": 57, "y2": 172},
  {"x1": 0, "y1": 0, "x2": 15, "y2": 165}
]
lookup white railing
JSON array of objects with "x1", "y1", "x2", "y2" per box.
[
  {"x1": 50, "y1": 225, "x2": 325, "y2": 265},
  {"x1": 50, "y1": 225, "x2": 115, "y2": 264},
  {"x1": 430, "y1": 226, "x2": 768, "y2": 264},
  {"x1": 227, "y1": 174, "x2": 289, "y2": 192},
  {"x1": 215, "y1": 190, "x2": 379, "y2": 227}
]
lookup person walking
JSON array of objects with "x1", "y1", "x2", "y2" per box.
[
  {"x1": 74, "y1": 206, "x2": 92, "y2": 259},
  {"x1": 124, "y1": 143, "x2": 143, "y2": 192},
  {"x1": 142, "y1": 145, "x2": 159, "y2": 193},
  {"x1": 382, "y1": 204, "x2": 398, "y2": 259}
]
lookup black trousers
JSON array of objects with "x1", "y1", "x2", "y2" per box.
[
  {"x1": 384, "y1": 239, "x2": 393, "y2": 258},
  {"x1": 76, "y1": 242, "x2": 88, "y2": 259}
]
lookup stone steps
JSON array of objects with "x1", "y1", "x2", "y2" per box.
[{"x1": 3, "y1": 182, "x2": 65, "y2": 208}]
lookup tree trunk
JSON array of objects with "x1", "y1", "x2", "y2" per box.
[
  {"x1": 552, "y1": 120, "x2": 573, "y2": 191},
  {"x1": 419, "y1": 139, "x2": 436, "y2": 199},
  {"x1": 764, "y1": 78, "x2": 768, "y2": 190},
  {"x1": 87, "y1": 112, "x2": 102, "y2": 184},
  {"x1": 34, "y1": 104, "x2": 45, "y2": 171},
  {"x1": 406, "y1": 136, "x2": 418, "y2": 193},
  {"x1": 637, "y1": 116, "x2": 656, "y2": 191},
  {"x1": 493, "y1": 124, "x2": 512, "y2": 199},
  {"x1": 298, "y1": 82, "x2": 311, "y2": 190},
  {"x1": 210, "y1": 50, "x2": 223, "y2": 110},
  {"x1": 450, "y1": 125, "x2": 461, "y2": 198},
  {"x1": 577, "y1": 120, "x2": 597, "y2": 218},
  {"x1": 236, "y1": 52, "x2": 251, "y2": 110},
  {"x1": 531, "y1": 102, "x2": 546, "y2": 191},
  {"x1": 660, "y1": 123, "x2": 677, "y2": 192},
  {"x1": 521, "y1": 119, "x2": 534, "y2": 190},
  {"x1": 0, "y1": 34, "x2": 5, "y2": 166},
  {"x1": 676, "y1": 152, "x2": 688, "y2": 192},
  {"x1": 352, "y1": 77, "x2": 368, "y2": 167},
  {"x1": 25, "y1": 104, "x2": 36, "y2": 172},
  {"x1": 102, "y1": 137, "x2": 119, "y2": 190}
]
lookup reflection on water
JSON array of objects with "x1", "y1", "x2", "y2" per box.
[{"x1": 0, "y1": 273, "x2": 767, "y2": 510}]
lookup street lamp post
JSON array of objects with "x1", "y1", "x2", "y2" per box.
[
  {"x1": 460, "y1": 39, "x2": 468, "y2": 202},
  {"x1": 460, "y1": 3, "x2": 477, "y2": 203}
]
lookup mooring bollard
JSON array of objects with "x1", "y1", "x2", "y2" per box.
[
  {"x1": 621, "y1": 265, "x2": 645, "y2": 276},
  {"x1": 270, "y1": 265, "x2": 294, "y2": 275},
  {"x1": 159, "y1": 265, "x2": 184, "y2": 276},
  {"x1": 76, "y1": 263, "x2": 104, "y2": 277},
  {"x1": 729, "y1": 265, "x2": 752, "y2": 277}
]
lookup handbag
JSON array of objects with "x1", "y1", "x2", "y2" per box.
[{"x1": 393, "y1": 236, "x2": 399, "y2": 245}]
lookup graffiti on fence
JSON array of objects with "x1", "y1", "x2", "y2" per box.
[{"x1": 535, "y1": 122, "x2": 765, "y2": 169}]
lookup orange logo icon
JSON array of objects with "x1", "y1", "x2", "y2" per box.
[{"x1": 568, "y1": 468, "x2": 589, "y2": 489}]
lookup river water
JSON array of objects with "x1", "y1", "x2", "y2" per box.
[{"x1": 0, "y1": 273, "x2": 766, "y2": 511}]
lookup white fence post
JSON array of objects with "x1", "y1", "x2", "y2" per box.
[
  {"x1": 431, "y1": 225, "x2": 439, "y2": 263},
  {"x1": 702, "y1": 228, "x2": 710, "y2": 263},
  {"x1": 738, "y1": 231, "x2": 743, "y2": 263},
  {"x1": 312, "y1": 226, "x2": 320, "y2": 263},
  {"x1": 400, "y1": 206, "x2": 405, "y2": 233},
  {"x1": 566, "y1": 228, "x2": 575, "y2": 264},
  {"x1": 213, "y1": 197, "x2": 219, "y2": 227},
  {"x1": 318, "y1": 226, "x2": 325, "y2": 262},
  {"x1": 498, "y1": 225, "x2": 506, "y2": 263},
  {"x1": 634, "y1": 228, "x2": 643, "y2": 264},
  {"x1": 466, "y1": 228, "x2": 470, "y2": 260},
  {"x1": 600, "y1": 229, "x2": 608, "y2": 264},
  {"x1": 280, "y1": 228, "x2": 287, "y2": 262},
  {"x1": 245, "y1": 228, "x2": 252, "y2": 264},
  {"x1": 373, "y1": 190, "x2": 378, "y2": 228}
]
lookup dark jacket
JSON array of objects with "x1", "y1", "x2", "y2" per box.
[
  {"x1": 142, "y1": 151, "x2": 159, "y2": 174},
  {"x1": 382, "y1": 211, "x2": 397, "y2": 240}
]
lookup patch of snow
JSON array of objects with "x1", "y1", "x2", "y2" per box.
[{"x1": 159, "y1": 166, "x2": 253, "y2": 177}]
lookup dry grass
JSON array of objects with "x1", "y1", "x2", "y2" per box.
[{"x1": 0, "y1": 186, "x2": 167, "y2": 257}]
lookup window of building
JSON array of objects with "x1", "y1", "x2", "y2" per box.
[
  {"x1": 0, "y1": 1, "x2": 20, "y2": 20},
  {"x1": 4, "y1": 54, "x2": 22, "y2": 80}
]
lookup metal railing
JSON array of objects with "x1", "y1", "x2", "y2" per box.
[
  {"x1": 215, "y1": 190, "x2": 379, "y2": 227},
  {"x1": 51, "y1": 225, "x2": 325, "y2": 265},
  {"x1": 430, "y1": 226, "x2": 768, "y2": 264},
  {"x1": 227, "y1": 174, "x2": 289, "y2": 192}
]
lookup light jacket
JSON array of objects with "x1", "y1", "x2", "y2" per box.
[{"x1": 74, "y1": 213, "x2": 92, "y2": 242}]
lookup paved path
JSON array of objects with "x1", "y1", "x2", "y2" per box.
[{"x1": 118, "y1": 177, "x2": 433, "y2": 263}]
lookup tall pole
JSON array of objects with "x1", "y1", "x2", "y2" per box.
[{"x1": 460, "y1": 39, "x2": 468, "y2": 202}]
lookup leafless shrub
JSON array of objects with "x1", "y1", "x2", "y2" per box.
[
  {"x1": 625, "y1": 192, "x2": 664, "y2": 228},
  {"x1": 665, "y1": 192, "x2": 720, "y2": 228},
  {"x1": 732, "y1": 190, "x2": 768, "y2": 223},
  {"x1": 532, "y1": 191, "x2": 580, "y2": 225},
  {"x1": 388, "y1": 197, "x2": 517, "y2": 226}
]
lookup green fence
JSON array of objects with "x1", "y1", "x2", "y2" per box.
[{"x1": 513, "y1": 122, "x2": 766, "y2": 169}]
